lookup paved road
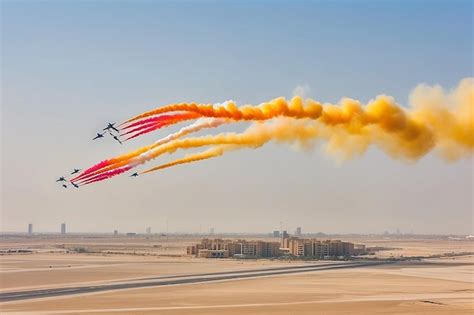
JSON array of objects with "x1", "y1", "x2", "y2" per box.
[{"x1": 0, "y1": 261, "x2": 390, "y2": 302}]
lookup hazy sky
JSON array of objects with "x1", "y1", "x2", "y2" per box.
[{"x1": 1, "y1": 0, "x2": 472, "y2": 234}]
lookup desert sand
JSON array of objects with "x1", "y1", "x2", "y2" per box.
[{"x1": 0, "y1": 235, "x2": 472, "y2": 314}]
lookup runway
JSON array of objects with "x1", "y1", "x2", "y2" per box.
[{"x1": 0, "y1": 261, "x2": 390, "y2": 302}]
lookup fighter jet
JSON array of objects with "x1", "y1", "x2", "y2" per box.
[
  {"x1": 130, "y1": 172, "x2": 138, "y2": 177},
  {"x1": 103, "y1": 123, "x2": 119, "y2": 133},
  {"x1": 56, "y1": 176, "x2": 66, "y2": 182},
  {"x1": 93, "y1": 132, "x2": 105, "y2": 140},
  {"x1": 109, "y1": 132, "x2": 123, "y2": 145},
  {"x1": 71, "y1": 168, "x2": 81, "y2": 175},
  {"x1": 71, "y1": 182, "x2": 79, "y2": 188}
]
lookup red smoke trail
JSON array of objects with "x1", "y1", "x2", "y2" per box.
[
  {"x1": 123, "y1": 112, "x2": 202, "y2": 141},
  {"x1": 123, "y1": 123, "x2": 168, "y2": 141},
  {"x1": 79, "y1": 166, "x2": 133, "y2": 186},
  {"x1": 121, "y1": 113, "x2": 189, "y2": 130},
  {"x1": 73, "y1": 113, "x2": 202, "y2": 182},
  {"x1": 121, "y1": 116, "x2": 162, "y2": 130},
  {"x1": 74, "y1": 118, "x2": 228, "y2": 184},
  {"x1": 71, "y1": 160, "x2": 112, "y2": 182},
  {"x1": 75, "y1": 112, "x2": 204, "y2": 183},
  {"x1": 120, "y1": 121, "x2": 162, "y2": 137}
]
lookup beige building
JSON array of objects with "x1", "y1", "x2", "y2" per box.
[
  {"x1": 187, "y1": 238, "x2": 281, "y2": 258},
  {"x1": 198, "y1": 249, "x2": 229, "y2": 258},
  {"x1": 187, "y1": 236, "x2": 364, "y2": 259},
  {"x1": 281, "y1": 237, "x2": 356, "y2": 258}
]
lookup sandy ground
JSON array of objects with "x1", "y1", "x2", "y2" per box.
[
  {"x1": 1, "y1": 257, "x2": 472, "y2": 314},
  {"x1": 0, "y1": 253, "x2": 313, "y2": 292},
  {"x1": 0, "y1": 235, "x2": 473, "y2": 314},
  {"x1": 357, "y1": 238, "x2": 474, "y2": 258},
  {"x1": 2, "y1": 235, "x2": 472, "y2": 258}
]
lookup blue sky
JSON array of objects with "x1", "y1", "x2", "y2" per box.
[{"x1": 1, "y1": 0, "x2": 472, "y2": 234}]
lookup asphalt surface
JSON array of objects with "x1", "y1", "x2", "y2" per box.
[{"x1": 0, "y1": 261, "x2": 390, "y2": 302}]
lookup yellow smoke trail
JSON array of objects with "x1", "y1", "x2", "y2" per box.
[
  {"x1": 123, "y1": 79, "x2": 473, "y2": 161},
  {"x1": 141, "y1": 145, "x2": 232, "y2": 173},
  {"x1": 409, "y1": 78, "x2": 474, "y2": 161},
  {"x1": 139, "y1": 119, "x2": 319, "y2": 165},
  {"x1": 137, "y1": 78, "x2": 473, "y2": 174}
]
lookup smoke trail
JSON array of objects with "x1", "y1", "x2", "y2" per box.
[
  {"x1": 78, "y1": 78, "x2": 473, "y2": 183},
  {"x1": 132, "y1": 118, "x2": 230, "y2": 164},
  {"x1": 122, "y1": 98, "x2": 323, "y2": 124},
  {"x1": 123, "y1": 123, "x2": 167, "y2": 141},
  {"x1": 123, "y1": 112, "x2": 202, "y2": 141},
  {"x1": 79, "y1": 166, "x2": 133, "y2": 186},
  {"x1": 121, "y1": 112, "x2": 194, "y2": 130},
  {"x1": 121, "y1": 121, "x2": 163, "y2": 137},
  {"x1": 138, "y1": 119, "x2": 320, "y2": 167},
  {"x1": 71, "y1": 160, "x2": 111, "y2": 182},
  {"x1": 135, "y1": 78, "x2": 474, "y2": 173},
  {"x1": 141, "y1": 145, "x2": 232, "y2": 173},
  {"x1": 73, "y1": 118, "x2": 230, "y2": 183},
  {"x1": 409, "y1": 78, "x2": 474, "y2": 160}
]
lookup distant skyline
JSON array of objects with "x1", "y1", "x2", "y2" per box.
[
  {"x1": 3, "y1": 222, "x2": 468, "y2": 236},
  {"x1": 1, "y1": 1, "x2": 473, "y2": 234}
]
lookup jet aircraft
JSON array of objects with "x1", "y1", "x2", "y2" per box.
[
  {"x1": 103, "y1": 123, "x2": 119, "y2": 133},
  {"x1": 93, "y1": 133, "x2": 105, "y2": 140}
]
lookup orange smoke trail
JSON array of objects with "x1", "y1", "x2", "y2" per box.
[
  {"x1": 75, "y1": 118, "x2": 230, "y2": 182},
  {"x1": 81, "y1": 78, "x2": 472, "y2": 182},
  {"x1": 137, "y1": 78, "x2": 474, "y2": 175},
  {"x1": 122, "y1": 98, "x2": 323, "y2": 124},
  {"x1": 72, "y1": 112, "x2": 203, "y2": 183},
  {"x1": 141, "y1": 145, "x2": 231, "y2": 174}
]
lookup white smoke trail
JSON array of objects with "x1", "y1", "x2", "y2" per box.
[{"x1": 129, "y1": 117, "x2": 230, "y2": 166}]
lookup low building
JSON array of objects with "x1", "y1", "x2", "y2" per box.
[
  {"x1": 353, "y1": 244, "x2": 366, "y2": 255},
  {"x1": 187, "y1": 244, "x2": 199, "y2": 255},
  {"x1": 282, "y1": 236, "x2": 358, "y2": 258},
  {"x1": 187, "y1": 238, "x2": 281, "y2": 258},
  {"x1": 198, "y1": 249, "x2": 229, "y2": 258},
  {"x1": 187, "y1": 235, "x2": 365, "y2": 259}
]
